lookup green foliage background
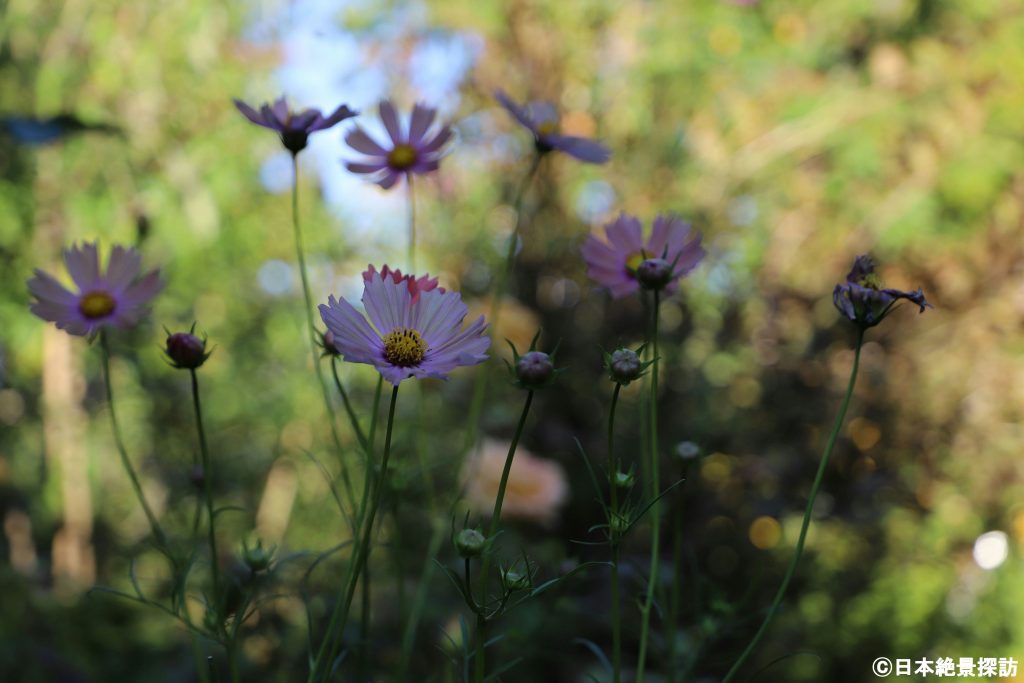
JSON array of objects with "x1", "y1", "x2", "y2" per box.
[{"x1": 2, "y1": 0, "x2": 1023, "y2": 681}]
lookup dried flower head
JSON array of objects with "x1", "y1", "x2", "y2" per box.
[
  {"x1": 234, "y1": 96, "x2": 356, "y2": 154},
  {"x1": 832, "y1": 254, "x2": 932, "y2": 329}
]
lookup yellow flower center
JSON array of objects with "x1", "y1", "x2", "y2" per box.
[
  {"x1": 78, "y1": 290, "x2": 116, "y2": 319},
  {"x1": 536, "y1": 120, "x2": 558, "y2": 135},
  {"x1": 625, "y1": 252, "x2": 644, "y2": 275},
  {"x1": 387, "y1": 144, "x2": 418, "y2": 170},
  {"x1": 859, "y1": 273, "x2": 883, "y2": 290},
  {"x1": 383, "y1": 327, "x2": 427, "y2": 367}
]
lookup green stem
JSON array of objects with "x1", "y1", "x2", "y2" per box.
[
  {"x1": 291, "y1": 153, "x2": 357, "y2": 514},
  {"x1": 98, "y1": 331, "x2": 165, "y2": 544},
  {"x1": 721, "y1": 329, "x2": 864, "y2": 683},
  {"x1": 462, "y1": 154, "x2": 542, "y2": 456},
  {"x1": 190, "y1": 369, "x2": 221, "y2": 633},
  {"x1": 330, "y1": 357, "x2": 368, "y2": 452},
  {"x1": 310, "y1": 384, "x2": 401, "y2": 683},
  {"x1": 474, "y1": 389, "x2": 535, "y2": 683},
  {"x1": 607, "y1": 382, "x2": 623, "y2": 683},
  {"x1": 668, "y1": 460, "x2": 689, "y2": 681},
  {"x1": 636, "y1": 290, "x2": 661, "y2": 683}
]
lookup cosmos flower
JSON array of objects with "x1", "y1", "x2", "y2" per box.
[
  {"x1": 462, "y1": 439, "x2": 568, "y2": 526},
  {"x1": 233, "y1": 96, "x2": 357, "y2": 154},
  {"x1": 495, "y1": 90, "x2": 610, "y2": 164},
  {"x1": 319, "y1": 265, "x2": 488, "y2": 385},
  {"x1": 27, "y1": 242, "x2": 163, "y2": 337},
  {"x1": 362, "y1": 264, "x2": 442, "y2": 303},
  {"x1": 344, "y1": 101, "x2": 453, "y2": 189},
  {"x1": 581, "y1": 212, "x2": 705, "y2": 299},
  {"x1": 833, "y1": 254, "x2": 932, "y2": 329}
]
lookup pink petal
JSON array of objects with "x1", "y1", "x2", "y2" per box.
[
  {"x1": 63, "y1": 243, "x2": 101, "y2": 290},
  {"x1": 104, "y1": 245, "x2": 142, "y2": 290},
  {"x1": 319, "y1": 296, "x2": 382, "y2": 364}
]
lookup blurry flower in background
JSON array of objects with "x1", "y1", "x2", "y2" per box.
[
  {"x1": 463, "y1": 439, "x2": 568, "y2": 525},
  {"x1": 362, "y1": 264, "x2": 443, "y2": 303},
  {"x1": 344, "y1": 101, "x2": 453, "y2": 189},
  {"x1": 320, "y1": 265, "x2": 489, "y2": 385},
  {"x1": 582, "y1": 213, "x2": 705, "y2": 299},
  {"x1": 27, "y1": 243, "x2": 163, "y2": 337},
  {"x1": 233, "y1": 96, "x2": 357, "y2": 154},
  {"x1": 495, "y1": 90, "x2": 610, "y2": 164},
  {"x1": 832, "y1": 254, "x2": 932, "y2": 329}
]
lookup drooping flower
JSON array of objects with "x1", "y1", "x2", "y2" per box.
[
  {"x1": 581, "y1": 213, "x2": 705, "y2": 299},
  {"x1": 319, "y1": 265, "x2": 488, "y2": 385},
  {"x1": 234, "y1": 96, "x2": 357, "y2": 154},
  {"x1": 361, "y1": 264, "x2": 442, "y2": 303},
  {"x1": 27, "y1": 242, "x2": 163, "y2": 337},
  {"x1": 462, "y1": 439, "x2": 568, "y2": 526},
  {"x1": 495, "y1": 90, "x2": 610, "y2": 164},
  {"x1": 832, "y1": 254, "x2": 932, "y2": 329},
  {"x1": 344, "y1": 101, "x2": 452, "y2": 189}
]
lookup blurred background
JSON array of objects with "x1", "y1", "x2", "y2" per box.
[{"x1": 1, "y1": 0, "x2": 1022, "y2": 681}]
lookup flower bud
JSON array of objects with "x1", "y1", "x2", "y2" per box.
[
  {"x1": 320, "y1": 330, "x2": 341, "y2": 357},
  {"x1": 165, "y1": 331, "x2": 209, "y2": 369},
  {"x1": 502, "y1": 568, "x2": 530, "y2": 592},
  {"x1": 635, "y1": 257, "x2": 674, "y2": 291},
  {"x1": 609, "y1": 348, "x2": 642, "y2": 383},
  {"x1": 455, "y1": 528, "x2": 486, "y2": 558},
  {"x1": 612, "y1": 470, "x2": 635, "y2": 489},
  {"x1": 610, "y1": 512, "x2": 630, "y2": 537},
  {"x1": 676, "y1": 441, "x2": 701, "y2": 461},
  {"x1": 515, "y1": 351, "x2": 554, "y2": 389},
  {"x1": 242, "y1": 540, "x2": 273, "y2": 572}
]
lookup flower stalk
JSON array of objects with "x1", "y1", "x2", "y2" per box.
[{"x1": 722, "y1": 329, "x2": 865, "y2": 683}]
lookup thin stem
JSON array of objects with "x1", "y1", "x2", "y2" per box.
[
  {"x1": 98, "y1": 331, "x2": 164, "y2": 544},
  {"x1": 721, "y1": 329, "x2": 865, "y2": 683},
  {"x1": 291, "y1": 153, "x2": 357, "y2": 513},
  {"x1": 636, "y1": 290, "x2": 661, "y2": 683},
  {"x1": 607, "y1": 382, "x2": 623, "y2": 683},
  {"x1": 407, "y1": 174, "x2": 416, "y2": 271},
  {"x1": 190, "y1": 369, "x2": 221, "y2": 634},
  {"x1": 474, "y1": 389, "x2": 535, "y2": 683},
  {"x1": 310, "y1": 384, "x2": 401, "y2": 683},
  {"x1": 330, "y1": 357, "x2": 368, "y2": 452},
  {"x1": 462, "y1": 154, "x2": 542, "y2": 456},
  {"x1": 667, "y1": 460, "x2": 690, "y2": 681},
  {"x1": 396, "y1": 519, "x2": 446, "y2": 681}
]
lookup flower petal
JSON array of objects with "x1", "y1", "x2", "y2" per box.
[
  {"x1": 346, "y1": 127, "x2": 388, "y2": 156},
  {"x1": 408, "y1": 103, "x2": 437, "y2": 145},
  {"x1": 63, "y1": 243, "x2": 101, "y2": 290},
  {"x1": 233, "y1": 99, "x2": 269, "y2": 127},
  {"x1": 319, "y1": 296, "x2": 383, "y2": 364},
  {"x1": 378, "y1": 100, "x2": 403, "y2": 145},
  {"x1": 544, "y1": 134, "x2": 611, "y2": 164},
  {"x1": 495, "y1": 90, "x2": 537, "y2": 133},
  {"x1": 362, "y1": 272, "x2": 411, "y2": 334},
  {"x1": 104, "y1": 245, "x2": 143, "y2": 291}
]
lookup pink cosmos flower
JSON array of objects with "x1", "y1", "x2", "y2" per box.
[
  {"x1": 344, "y1": 101, "x2": 453, "y2": 189},
  {"x1": 27, "y1": 242, "x2": 163, "y2": 337},
  {"x1": 462, "y1": 439, "x2": 568, "y2": 526},
  {"x1": 361, "y1": 264, "x2": 443, "y2": 303},
  {"x1": 320, "y1": 265, "x2": 488, "y2": 385},
  {"x1": 581, "y1": 213, "x2": 705, "y2": 299},
  {"x1": 495, "y1": 90, "x2": 610, "y2": 164}
]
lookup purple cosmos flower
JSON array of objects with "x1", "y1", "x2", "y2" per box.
[
  {"x1": 495, "y1": 90, "x2": 610, "y2": 164},
  {"x1": 319, "y1": 265, "x2": 489, "y2": 385},
  {"x1": 344, "y1": 101, "x2": 453, "y2": 189},
  {"x1": 581, "y1": 213, "x2": 705, "y2": 299},
  {"x1": 833, "y1": 254, "x2": 932, "y2": 328},
  {"x1": 234, "y1": 96, "x2": 357, "y2": 154},
  {"x1": 27, "y1": 242, "x2": 163, "y2": 337}
]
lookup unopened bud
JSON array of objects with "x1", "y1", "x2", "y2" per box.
[
  {"x1": 515, "y1": 351, "x2": 554, "y2": 389},
  {"x1": 609, "y1": 349, "x2": 642, "y2": 383},
  {"x1": 635, "y1": 257, "x2": 674, "y2": 291},
  {"x1": 502, "y1": 569, "x2": 530, "y2": 592},
  {"x1": 165, "y1": 331, "x2": 209, "y2": 369},
  {"x1": 455, "y1": 529, "x2": 486, "y2": 558},
  {"x1": 612, "y1": 471, "x2": 635, "y2": 489}
]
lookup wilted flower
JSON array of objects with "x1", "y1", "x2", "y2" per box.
[
  {"x1": 344, "y1": 101, "x2": 452, "y2": 189},
  {"x1": 319, "y1": 265, "x2": 489, "y2": 385},
  {"x1": 27, "y1": 242, "x2": 163, "y2": 337},
  {"x1": 582, "y1": 213, "x2": 705, "y2": 299},
  {"x1": 495, "y1": 90, "x2": 610, "y2": 164},
  {"x1": 165, "y1": 327, "x2": 210, "y2": 370},
  {"x1": 233, "y1": 96, "x2": 356, "y2": 154},
  {"x1": 362, "y1": 264, "x2": 442, "y2": 303},
  {"x1": 832, "y1": 254, "x2": 932, "y2": 329},
  {"x1": 463, "y1": 440, "x2": 568, "y2": 526}
]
